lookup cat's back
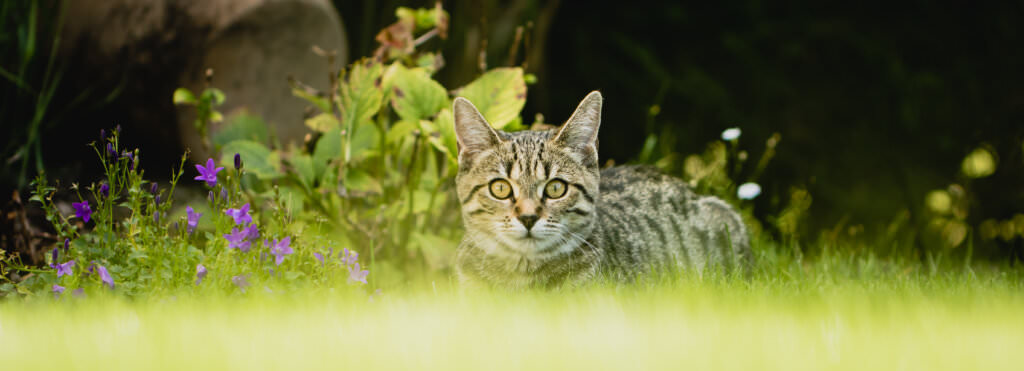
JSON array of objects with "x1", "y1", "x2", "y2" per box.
[{"x1": 595, "y1": 165, "x2": 752, "y2": 278}]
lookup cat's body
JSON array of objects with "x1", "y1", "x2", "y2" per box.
[{"x1": 453, "y1": 92, "x2": 751, "y2": 289}]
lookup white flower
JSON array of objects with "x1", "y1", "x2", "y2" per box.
[
  {"x1": 721, "y1": 127, "x2": 741, "y2": 141},
  {"x1": 737, "y1": 182, "x2": 761, "y2": 200}
]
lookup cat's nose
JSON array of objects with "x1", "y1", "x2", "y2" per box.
[{"x1": 518, "y1": 214, "x2": 539, "y2": 230}]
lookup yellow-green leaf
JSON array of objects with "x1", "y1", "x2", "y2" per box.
[
  {"x1": 305, "y1": 113, "x2": 340, "y2": 132},
  {"x1": 457, "y1": 67, "x2": 527, "y2": 128},
  {"x1": 390, "y1": 65, "x2": 448, "y2": 122},
  {"x1": 173, "y1": 88, "x2": 197, "y2": 105},
  {"x1": 341, "y1": 59, "x2": 385, "y2": 129}
]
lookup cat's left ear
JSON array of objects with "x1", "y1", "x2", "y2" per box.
[{"x1": 554, "y1": 91, "x2": 602, "y2": 155}]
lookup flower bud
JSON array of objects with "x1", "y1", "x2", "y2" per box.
[
  {"x1": 100, "y1": 129, "x2": 106, "y2": 142},
  {"x1": 106, "y1": 143, "x2": 115, "y2": 157},
  {"x1": 149, "y1": 182, "x2": 158, "y2": 195},
  {"x1": 234, "y1": 153, "x2": 243, "y2": 170},
  {"x1": 154, "y1": 195, "x2": 162, "y2": 206},
  {"x1": 99, "y1": 183, "x2": 109, "y2": 198}
]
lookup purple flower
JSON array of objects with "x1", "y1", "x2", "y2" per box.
[
  {"x1": 243, "y1": 223, "x2": 260, "y2": 241},
  {"x1": 186, "y1": 206, "x2": 202, "y2": 233},
  {"x1": 314, "y1": 252, "x2": 324, "y2": 264},
  {"x1": 99, "y1": 183, "x2": 109, "y2": 198},
  {"x1": 99, "y1": 129, "x2": 106, "y2": 142},
  {"x1": 220, "y1": 188, "x2": 229, "y2": 202},
  {"x1": 72, "y1": 288, "x2": 85, "y2": 298},
  {"x1": 52, "y1": 284, "x2": 65, "y2": 296},
  {"x1": 232, "y1": 274, "x2": 250, "y2": 292},
  {"x1": 208, "y1": 191, "x2": 215, "y2": 203},
  {"x1": 96, "y1": 264, "x2": 114, "y2": 289},
  {"x1": 63, "y1": 238, "x2": 70, "y2": 253},
  {"x1": 149, "y1": 182, "x2": 159, "y2": 195},
  {"x1": 341, "y1": 248, "x2": 359, "y2": 266},
  {"x1": 224, "y1": 228, "x2": 252, "y2": 252},
  {"x1": 155, "y1": 194, "x2": 163, "y2": 206},
  {"x1": 348, "y1": 262, "x2": 369, "y2": 284},
  {"x1": 153, "y1": 210, "x2": 160, "y2": 224},
  {"x1": 106, "y1": 142, "x2": 115, "y2": 157},
  {"x1": 115, "y1": 124, "x2": 121, "y2": 135},
  {"x1": 72, "y1": 201, "x2": 92, "y2": 223},
  {"x1": 194, "y1": 158, "x2": 224, "y2": 187},
  {"x1": 123, "y1": 151, "x2": 135, "y2": 171},
  {"x1": 225, "y1": 203, "x2": 252, "y2": 226},
  {"x1": 270, "y1": 237, "x2": 293, "y2": 266},
  {"x1": 55, "y1": 260, "x2": 75, "y2": 278},
  {"x1": 195, "y1": 264, "x2": 208, "y2": 285},
  {"x1": 234, "y1": 153, "x2": 243, "y2": 170},
  {"x1": 48, "y1": 247, "x2": 73, "y2": 276}
]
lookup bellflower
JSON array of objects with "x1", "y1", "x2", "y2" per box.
[
  {"x1": 96, "y1": 264, "x2": 115, "y2": 289},
  {"x1": 54, "y1": 260, "x2": 75, "y2": 277},
  {"x1": 72, "y1": 201, "x2": 92, "y2": 223},
  {"x1": 348, "y1": 262, "x2": 369, "y2": 284},
  {"x1": 186, "y1": 206, "x2": 202, "y2": 233},
  {"x1": 269, "y1": 237, "x2": 293, "y2": 266},
  {"x1": 194, "y1": 158, "x2": 224, "y2": 187},
  {"x1": 149, "y1": 182, "x2": 159, "y2": 195},
  {"x1": 52, "y1": 284, "x2": 66, "y2": 298},
  {"x1": 341, "y1": 248, "x2": 359, "y2": 266},
  {"x1": 99, "y1": 183, "x2": 109, "y2": 198},
  {"x1": 234, "y1": 153, "x2": 243, "y2": 170},
  {"x1": 63, "y1": 238, "x2": 70, "y2": 253},
  {"x1": 224, "y1": 228, "x2": 252, "y2": 252},
  {"x1": 225, "y1": 204, "x2": 253, "y2": 226},
  {"x1": 243, "y1": 223, "x2": 260, "y2": 241},
  {"x1": 195, "y1": 264, "x2": 208, "y2": 285},
  {"x1": 106, "y1": 142, "x2": 116, "y2": 157}
]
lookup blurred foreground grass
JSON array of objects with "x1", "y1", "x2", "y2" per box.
[{"x1": 3, "y1": 256, "x2": 1023, "y2": 371}]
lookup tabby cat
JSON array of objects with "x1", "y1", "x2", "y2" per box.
[{"x1": 453, "y1": 91, "x2": 751, "y2": 289}]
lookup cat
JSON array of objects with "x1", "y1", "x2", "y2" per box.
[{"x1": 453, "y1": 91, "x2": 752, "y2": 289}]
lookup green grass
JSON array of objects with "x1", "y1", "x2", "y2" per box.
[{"x1": 3, "y1": 248, "x2": 1023, "y2": 370}]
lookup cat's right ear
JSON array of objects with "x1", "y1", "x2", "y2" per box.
[{"x1": 453, "y1": 97, "x2": 502, "y2": 162}]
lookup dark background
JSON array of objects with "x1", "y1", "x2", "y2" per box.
[{"x1": 4, "y1": 1, "x2": 1024, "y2": 259}]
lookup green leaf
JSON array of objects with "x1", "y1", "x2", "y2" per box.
[
  {"x1": 434, "y1": 108, "x2": 458, "y2": 163},
  {"x1": 291, "y1": 154, "x2": 316, "y2": 189},
  {"x1": 344, "y1": 169, "x2": 382, "y2": 194},
  {"x1": 221, "y1": 140, "x2": 283, "y2": 180},
  {"x1": 290, "y1": 86, "x2": 332, "y2": 113},
  {"x1": 386, "y1": 120, "x2": 419, "y2": 145},
  {"x1": 313, "y1": 126, "x2": 341, "y2": 181},
  {"x1": 213, "y1": 111, "x2": 269, "y2": 147},
  {"x1": 457, "y1": 67, "x2": 527, "y2": 128},
  {"x1": 350, "y1": 120, "x2": 380, "y2": 162},
  {"x1": 341, "y1": 60, "x2": 385, "y2": 130},
  {"x1": 390, "y1": 65, "x2": 448, "y2": 122},
  {"x1": 305, "y1": 113, "x2": 340, "y2": 132},
  {"x1": 173, "y1": 88, "x2": 197, "y2": 105}
]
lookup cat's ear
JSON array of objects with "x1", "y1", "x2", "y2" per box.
[
  {"x1": 453, "y1": 97, "x2": 502, "y2": 161},
  {"x1": 554, "y1": 91, "x2": 602, "y2": 153}
]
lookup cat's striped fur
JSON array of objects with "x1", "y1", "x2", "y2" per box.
[{"x1": 453, "y1": 91, "x2": 751, "y2": 289}]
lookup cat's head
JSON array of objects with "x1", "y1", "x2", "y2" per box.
[{"x1": 453, "y1": 91, "x2": 602, "y2": 261}]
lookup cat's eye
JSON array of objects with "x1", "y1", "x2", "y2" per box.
[
  {"x1": 544, "y1": 179, "x2": 568, "y2": 199},
  {"x1": 489, "y1": 179, "x2": 513, "y2": 199}
]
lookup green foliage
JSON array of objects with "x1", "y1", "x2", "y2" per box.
[{"x1": 174, "y1": 77, "x2": 226, "y2": 151}]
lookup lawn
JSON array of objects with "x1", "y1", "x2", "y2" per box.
[{"x1": 3, "y1": 250, "x2": 1022, "y2": 370}]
